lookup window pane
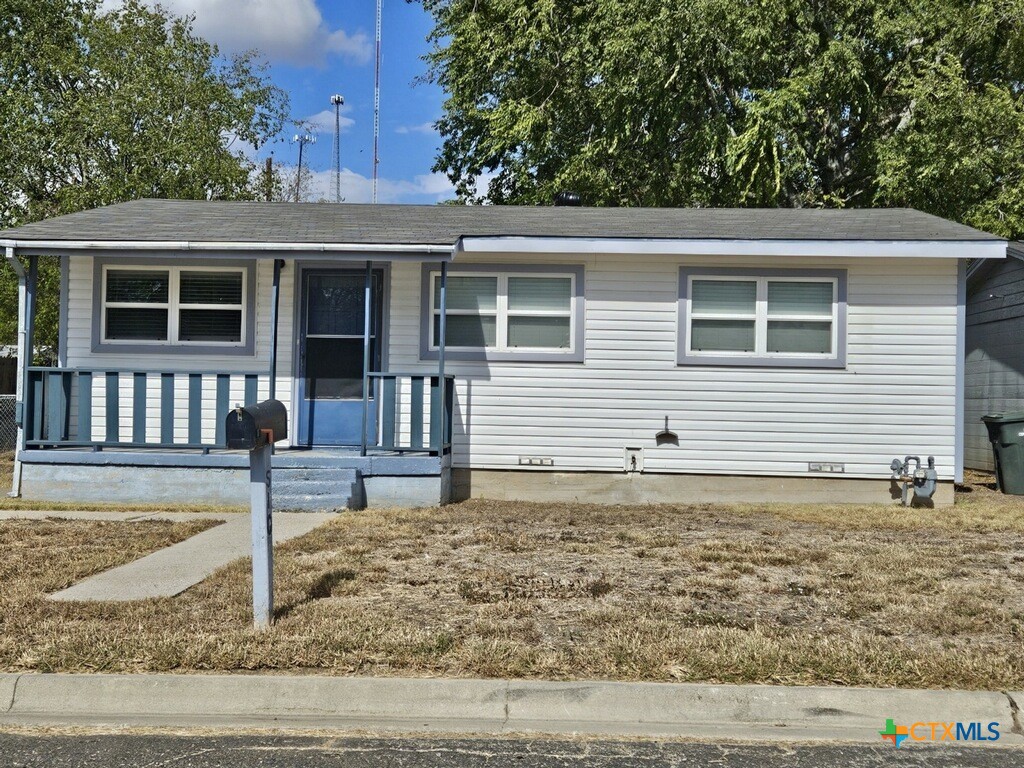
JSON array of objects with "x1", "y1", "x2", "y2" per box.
[
  {"x1": 767, "y1": 321, "x2": 832, "y2": 354},
  {"x1": 433, "y1": 276, "x2": 497, "y2": 311},
  {"x1": 768, "y1": 281, "x2": 833, "y2": 316},
  {"x1": 106, "y1": 270, "x2": 168, "y2": 303},
  {"x1": 306, "y1": 273, "x2": 372, "y2": 336},
  {"x1": 692, "y1": 280, "x2": 756, "y2": 315},
  {"x1": 690, "y1": 319, "x2": 755, "y2": 352},
  {"x1": 508, "y1": 316, "x2": 571, "y2": 348},
  {"x1": 305, "y1": 337, "x2": 375, "y2": 399},
  {"x1": 180, "y1": 271, "x2": 242, "y2": 305},
  {"x1": 179, "y1": 309, "x2": 242, "y2": 342},
  {"x1": 508, "y1": 277, "x2": 571, "y2": 312},
  {"x1": 105, "y1": 308, "x2": 168, "y2": 340},
  {"x1": 433, "y1": 314, "x2": 496, "y2": 347}
]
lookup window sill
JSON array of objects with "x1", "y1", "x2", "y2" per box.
[
  {"x1": 677, "y1": 354, "x2": 845, "y2": 369},
  {"x1": 91, "y1": 341, "x2": 256, "y2": 357},
  {"x1": 420, "y1": 348, "x2": 584, "y2": 363}
]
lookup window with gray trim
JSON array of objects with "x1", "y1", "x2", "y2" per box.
[
  {"x1": 428, "y1": 271, "x2": 577, "y2": 353},
  {"x1": 678, "y1": 268, "x2": 846, "y2": 368},
  {"x1": 101, "y1": 264, "x2": 247, "y2": 346}
]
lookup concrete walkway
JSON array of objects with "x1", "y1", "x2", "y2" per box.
[
  {"x1": 1, "y1": 673, "x2": 1023, "y2": 743},
  {"x1": 45, "y1": 512, "x2": 337, "y2": 602},
  {"x1": 0, "y1": 510, "x2": 235, "y2": 523}
]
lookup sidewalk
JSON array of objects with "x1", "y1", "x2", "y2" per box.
[
  {"x1": 0, "y1": 510, "x2": 235, "y2": 522},
  {"x1": 0, "y1": 510, "x2": 339, "y2": 601},
  {"x1": 2, "y1": 673, "x2": 1022, "y2": 743}
]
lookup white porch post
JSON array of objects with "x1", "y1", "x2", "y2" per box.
[{"x1": 5, "y1": 247, "x2": 25, "y2": 496}]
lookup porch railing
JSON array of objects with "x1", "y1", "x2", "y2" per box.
[
  {"x1": 23, "y1": 366, "x2": 454, "y2": 455},
  {"x1": 24, "y1": 367, "x2": 262, "y2": 451},
  {"x1": 367, "y1": 372, "x2": 454, "y2": 455}
]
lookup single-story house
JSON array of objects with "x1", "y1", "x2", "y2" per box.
[
  {"x1": 965, "y1": 243, "x2": 1024, "y2": 471},
  {"x1": 0, "y1": 200, "x2": 1006, "y2": 508}
]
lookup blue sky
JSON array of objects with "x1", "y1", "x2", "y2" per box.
[{"x1": 103, "y1": 1, "x2": 452, "y2": 203}]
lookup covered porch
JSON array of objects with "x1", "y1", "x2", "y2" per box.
[{"x1": 5, "y1": 246, "x2": 459, "y2": 509}]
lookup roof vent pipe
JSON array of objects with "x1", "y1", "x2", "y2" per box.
[{"x1": 553, "y1": 191, "x2": 581, "y2": 207}]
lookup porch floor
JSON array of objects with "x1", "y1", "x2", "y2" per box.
[{"x1": 18, "y1": 446, "x2": 446, "y2": 473}]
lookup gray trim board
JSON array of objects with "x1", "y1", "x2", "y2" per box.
[
  {"x1": 419, "y1": 262, "x2": 586, "y2": 363},
  {"x1": 90, "y1": 257, "x2": 257, "y2": 356},
  {"x1": 677, "y1": 267, "x2": 848, "y2": 369},
  {"x1": 58, "y1": 255, "x2": 69, "y2": 366},
  {"x1": 955, "y1": 258, "x2": 966, "y2": 483},
  {"x1": 17, "y1": 449, "x2": 443, "y2": 475}
]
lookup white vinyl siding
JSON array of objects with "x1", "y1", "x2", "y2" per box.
[
  {"x1": 64, "y1": 251, "x2": 959, "y2": 478},
  {"x1": 65, "y1": 256, "x2": 294, "y2": 445},
  {"x1": 391, "y1": 253, "x2": 958, "y2": 481}
]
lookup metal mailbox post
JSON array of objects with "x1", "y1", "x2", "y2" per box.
[{"x1": 225, "y1": 399, "x2": 288, "y2": 629}]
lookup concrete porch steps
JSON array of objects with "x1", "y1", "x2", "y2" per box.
[{"x1": 271, "y1": 467, "x2": 363, "y2": 512}]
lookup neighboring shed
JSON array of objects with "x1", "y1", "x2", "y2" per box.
[{"x1": 965, "y1": 244, "x2": 1024, "y2": 471}]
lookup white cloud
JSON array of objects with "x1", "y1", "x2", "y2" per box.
[
  {"x1": 395, "y1": 121, "x2": 437, "y2": 135},
  {"x1": 302, "y1": 108, "x2": 355, "y2": 135},
  {"x1": 284, "y1": 165, "x2": 455, "y2": 204},
  {"x1": 101, "y1": 0, "x2": 371, "y2": 67},
  {"x1": 222, "y1": 130, "x2": 258, "y2": 161}
]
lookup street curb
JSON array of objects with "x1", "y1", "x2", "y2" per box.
[{"x1": 1, "y1": 673, "x2": 1022, "y2": 743}]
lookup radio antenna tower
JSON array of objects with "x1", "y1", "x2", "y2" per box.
[
  {"x1": 330, "y1": 94, "x2": 344, "y2": 203},
  {"x1": 372, "y1": 0, "x2": 382, "y2": 203}
]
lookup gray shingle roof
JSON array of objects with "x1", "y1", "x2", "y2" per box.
[{"x1": 0, "y1": 198, "x2": 1001, "y2": 246}]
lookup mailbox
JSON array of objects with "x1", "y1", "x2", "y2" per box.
[{"x1": 225, "y1": 399, "x2": 288, "y2": 450}]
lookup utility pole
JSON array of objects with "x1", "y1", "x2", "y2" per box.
[
  {"x1": 264, "y1": 156, "x2": 273, "y2": 202},
  {"x1": 373, "y1": 0, "x2": 382, "y2": 203},
  {"x1": 292, "y1": 133, "x2": 315, "y2": 202},
  {"x1": 331, "y1": 94, "x2": 345, "y2": 203}
]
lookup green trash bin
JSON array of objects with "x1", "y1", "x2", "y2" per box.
[{"x1": 981, "y1": 412, "x2": 1024, "y2": 494}]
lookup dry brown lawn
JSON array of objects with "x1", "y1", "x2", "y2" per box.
[
  {"x1": 2, "y1": 470, "x2": 1024, "y2": 689},
  {"x1": 0, "y1": 517, "x2": 218, "y2": 669}
]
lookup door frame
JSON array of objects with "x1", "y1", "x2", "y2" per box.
[{"x1": 290, "y1": 260, "x2": 391, "y2": 448}]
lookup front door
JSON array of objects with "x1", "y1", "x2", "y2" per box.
[{"x1": 296, "y1": 268, "x2": 383, "y2": 446}]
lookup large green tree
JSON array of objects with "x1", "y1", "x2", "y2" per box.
[
  {"x1": 423, "y1": 0, "x2": 1024, "y2": 235},
  {"x1": 0, "y1": 0, "x2": 288, "y2": 358}
]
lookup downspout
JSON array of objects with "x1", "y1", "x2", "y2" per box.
[
  {"x1": 955, "y1": 257, "x2": 967, "y2": 484},
  {"x1": 5, "y1": 247, "x2": 25, "y2": 497}
]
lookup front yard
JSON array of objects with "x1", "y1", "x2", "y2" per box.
[{"x1": 2, "y1": 472, "x2": 1023, "y2": 689}]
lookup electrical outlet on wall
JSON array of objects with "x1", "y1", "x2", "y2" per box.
[{"x1": 624, "y1": 447, "x2": 644, "y2": 473}]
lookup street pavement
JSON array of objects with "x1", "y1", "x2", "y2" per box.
[{"x1": 0, "y1": 733, "x2": 1019, "y2": 767}]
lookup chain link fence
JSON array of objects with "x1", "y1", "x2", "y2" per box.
[{"x1": 0, "y1": 395, "x2": 17, "y2": 452}]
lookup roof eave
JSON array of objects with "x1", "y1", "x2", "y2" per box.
[
  {"x1": 0, "y1": 239, "x2": 456, "y2": 261},
  {"x1": 457, "y1": 236, "x2": 1006, "y2": 259}
]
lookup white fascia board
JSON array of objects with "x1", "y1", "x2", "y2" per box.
[
  {"x1": 0, "y1": 239, "x2": 455, "y2": 260},
  {"x1": 456, "y1": 236, "x2": 1007, "y2": 260}
]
